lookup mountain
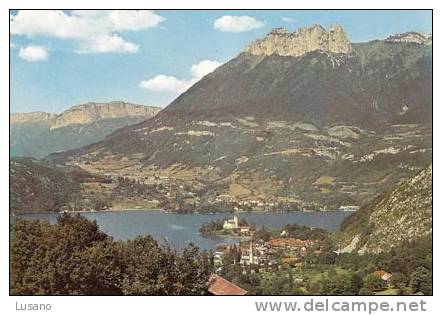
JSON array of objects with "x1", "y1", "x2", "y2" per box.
[
  {"x1": 49, "y1": 25, "x2": 432, "y2": 211},
  {"x1": 10, "y1": 157, "x2": 111, "y2": 215},
  {"x1": 10, "y1": 101, "x2": 161, "y2": 158},
  {"x1": 339, "y1": 165, "x2": 432, "y2": 253},
  {"x1": 385, "y1": 32, "x2": 432, "y2": 45},
  {"x1": 245, "y1": 24, "x2": 352, "y2": 57},
  {"x1": 10, "y1": 111, "x2": 57, "y2": 124}
]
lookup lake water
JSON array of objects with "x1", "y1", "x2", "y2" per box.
[{"x1": 15, "y1": 210, "x2": 351, "y2": 251}]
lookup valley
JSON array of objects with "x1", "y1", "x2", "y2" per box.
[
  {"x1": 46, "y1": 26, "x2": 432, "y2": 213},
  {"x1": 50, "y1": 118, "x2": 431, "y2": 212},
  {"x1": 9, "y1": 17, "x2": 433, "y2": 296}
]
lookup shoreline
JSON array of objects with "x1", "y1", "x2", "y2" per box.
[{"x1": 12, "y1": 208, "x2": 354, "y2": 217}]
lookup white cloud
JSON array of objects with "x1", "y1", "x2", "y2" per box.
[
  {"x1": 213, "y1": 15, "x2": 264, "y2": 33},
  {"x1": 19, "y1": 45, "x2": 48, "y2": 62},
  {"x1": 10, "y1": 10, "x2": 164, "y2": 54},
  {"x1": 108, "y1": 10, "x2": 165, "y2": 31},
  {"x1": 140, "y1": 75, "x2": 194, "y2": 93},
  {"x1": 281, "y1": 17, "x2": 295, "y2": 23},
  {"x1": 140, "y1": 59, "x2": 222, "y2": 93},
  {"x1": 190, "y1": 60, "x2": 223, "y2": 79},
  {"x1": 76, "y1": 34, "x2": 139, "y2": 54},
  {"x1": 10, "y1": 43, "x2": 17, "y2": 48}
]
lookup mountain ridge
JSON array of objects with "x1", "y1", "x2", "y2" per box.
[
  {"x1": 11, "y1": 101, "x2": 161, "y2": 129},
  {"x1": 339, "y1": 164, "x2": 432, "y2": 253},
  {"x1": 10, "y1": 101, "x2": 161, "y2": 158},
  {"x1": 47, "y1": 26, "x2": 432, "y2": 211}
]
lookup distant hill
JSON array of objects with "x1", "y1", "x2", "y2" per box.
[
  {"x1": 48, "y1": 25, "x2": 432, "y2": 210},
  {"x1": 11, "y1": 101, "x2": 161, "y2": 158},
  {"x1": 339, "y1": 164, "x2": 432, "y2": 253},
  {"x1": 10, "y1": 157, "x2": 112, "y2": 215}
]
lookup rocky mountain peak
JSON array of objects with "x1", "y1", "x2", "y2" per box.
[
  {"x1": 268, "y1": 27, "x2": 290, "y2": 35},
  {"x1": 245, "y1": 23, "x2": 352, "y2": 57},
  {"x1": 385, "y1": 32, "x2": 432, "y2": 45}
]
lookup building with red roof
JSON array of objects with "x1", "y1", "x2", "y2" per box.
[{"x1": 208, "y1": 274, "x2": 248, "y2": 295}]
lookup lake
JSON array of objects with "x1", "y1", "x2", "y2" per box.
[{"x1": 15, "y1": 210, "x2": 351, "y2": 251}]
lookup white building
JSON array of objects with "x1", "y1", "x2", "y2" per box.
[
  {"x1": 223, "y1": 215, "x2": 239, "y2": 230},
  {"x1": 240, "y1": 241, "x2": 259, "y2": 265}
]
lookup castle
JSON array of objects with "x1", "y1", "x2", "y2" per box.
[{"x1": 223, "y1": 215, "x2": 239, "y2": 230}]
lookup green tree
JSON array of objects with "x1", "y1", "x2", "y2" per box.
[
  {"x1": 319, "y1": 274, "x2": 356, "y2": 295},
  {"x1": 410, "y1": 267, "x2": 432, "y2": 295},
  {"x1": 390, "y1": 272, "x2": 408, "y2": 293},
  {"x1": 121, "y1": 236, "x2": 210, "y2": 295},
  {"x1": 363, "y1": 274, "x2": 386, "y2": 292},
  {"x1": 253, "y1": 228, "x2": 271, "y2": 242},
  {"x1": 261, "y1": 273, "x2": 296, "y2": 295},
  {"x1": 350, "y1": 272, "x2": 363, "y2": 294},
  {"x1": 10, "y1": 214, "x2": 211, "y2": 295},
  {"x1": 10, "y1": 214, "x2": 121, "y2": 295}
]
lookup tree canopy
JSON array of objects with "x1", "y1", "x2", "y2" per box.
[{"x1": 10, "y1": 214, "x2": 212, "y2": 295}]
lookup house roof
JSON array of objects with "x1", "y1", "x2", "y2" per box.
[
  {"x1": 266, "y1": 238, "x2": 314, "y2": 248},
  {"x1": 208, "y1": 274, "x2": 248, "y2": 295},
  {"x1": 373, "y1": 270, "x2": 392, "y2": 281}
]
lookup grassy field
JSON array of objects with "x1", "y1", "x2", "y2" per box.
[{"x1": 375, "y1": 288, "x2": 400, "y2": 295}]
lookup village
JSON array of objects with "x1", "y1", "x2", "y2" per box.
[
  {"x1": 205, "y1": 215, "x2": 395, "y2": 295},
  {"x1": 100, "y1": 175, "x2": 357, "y2": 213},
  {"x1": 211, "y1": 215, "x2": 322, "y2": 270}
]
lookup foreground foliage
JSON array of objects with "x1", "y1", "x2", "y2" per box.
[{"x1": 10, "y1": 214, "x2": 212, "y2": 295}]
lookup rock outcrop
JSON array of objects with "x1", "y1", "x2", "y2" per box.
[
  {"x1": 12, "y1": 101, "x2": 160, "y2": 129},
  {"x1": 245, "y1": 24, "x2": 352, "y2": 57},
  {"x1": 386, "y1": 32, "x2": 432, "y2": 45},
  {"x1": 51, "y1": 101, "x2": 160, "y2": 129},
  {"x1": 340, "y1": 165, "x2": 432, "y2": 253},
  {"x1": 11, "y1": 112, "x2": 57, "y2": 125}
]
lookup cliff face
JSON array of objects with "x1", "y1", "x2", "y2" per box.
[
  {"x1": 245, "y1": 24, "x2": 352, "y2": 57},
  {"x1": 51, "y1": 101, "x2": 160, "y2": 129},
  {"x1": 340, "y1": 165, "x2": 432, "y2": 253},
  {"x1": 10, "y1": 101, "x2": 161, "y2": 158},
  {"x1": 11, "y1": 112, "x2": 57, "y2": 125},
  {"x1": 386, "y1": 32, "x2": 432, "y2": 45},
  {"x1": 11, "y1": 101, "x2": 160, "y2": 129}
]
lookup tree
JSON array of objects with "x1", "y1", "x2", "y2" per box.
[
  {"x1": 253, "y1": 228, "x2": 271, "y2": 242},
  {"x1": 261, "y1": 273, "x2": 294, "y2": 295},
  {"x1": 10, "y1": 214, "x2": 211, "y2": 295},
  {"x1": 319, "y1": 273, "x2": 356, "y2": 295},
  {"x1": 318, "y1": 252, "x2": 337, "y2": 265},
  {"x1": 175, "y1": 244, "x2": 212, "y2": 295},
  {"x1": 410, "y1": 267, "x2": 432, "y2": 295},
  {"x1": 121, "y1": 237, "x2": 211, "y2": 295},
  {"x1": 92, "y1": 197, "x2": 110, "y2": 210},
  {"x1": 350, "y1": 272, "x2": 363, "y2": 294},
  {"x1": 10, "y1": 214, "x2": 121, "y2": 295},
  {"x1": 363, "y1": 274, "x2": 386, "y2": 292},
  {"x1": 390, "y1": 272, "x2": 408, "y2": 294}
]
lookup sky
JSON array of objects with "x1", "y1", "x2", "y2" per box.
[{"x1": 10, "y1": 10, "x2": 432, "y2": 114}]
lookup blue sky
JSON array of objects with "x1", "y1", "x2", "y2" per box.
[{"x1": 10, "y1": 10, "x2": 432, "y2": 113}]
